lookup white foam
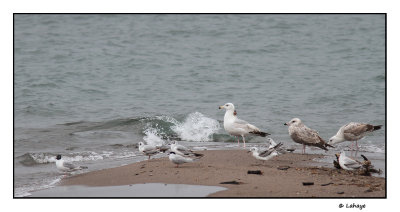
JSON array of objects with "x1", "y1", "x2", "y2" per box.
[
  {"x1": 14, "y1": 176, "x2": 63, "y2": 197},
  {"x1": 29, "y1": 153, "x2": 57, "y2": 164},
  {"x1": 171, "y1": 112, "x2": 220, "y2": 142},
  {"x1": 143, "y1": 127, "x2": 166, "y2": 146}
]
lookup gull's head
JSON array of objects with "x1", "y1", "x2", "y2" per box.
[
  {"x1": 138, "y1": 142, "x2": 144, "y2": 147},
  {"x1": 284, "y1": 118, "x2": 302, "y2": 127},
  {"x1": 56, "y1": 155, "x2": 62, "y2": 160},
  {"x1": 219, "y1": 103, "x2": 235, "y2": 111},
  {"x1": 328, "y1": 135, "x2": 344, "y2": 145},
  {"x1": 248, "y1": 147, "x2": 258, "y2": 153}
]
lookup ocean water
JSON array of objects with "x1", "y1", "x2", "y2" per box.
[{"x1": 14, "y1": 14, "x2": 385, "y2": 197}]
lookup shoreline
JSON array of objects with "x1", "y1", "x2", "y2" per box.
[{"x1": 57, "y1": 150, "x2": 384, "y2": 197}]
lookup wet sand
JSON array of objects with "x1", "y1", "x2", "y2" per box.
[{"x1": 61, "y1": 150, "x2": 385, "y2": 197}]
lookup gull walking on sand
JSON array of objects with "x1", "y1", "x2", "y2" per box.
[
  {"x1": 284, "y1": 118, "x2": 333, "y2": 154},
  {"x1": 170, "y1": 141, "x2": 204, "y2": 157},
  {"x1": 219, "y1": 103, "x2": 270, "y2": 147},
  {"x1": 248, "y1": 142, "x2": 283, "y2": 161},
  {"x1": 168, "y1": 151, "x2": 201, "y2": 168},
  {"x1": 55, "y1": 155, "x2": 88, "y2": 173},
  {"x1": 328, "y1": 122, "x2": 382, "y2": 150},
  {"x1": 138, "y1": 142, "x2": 160, "y2": 160}
]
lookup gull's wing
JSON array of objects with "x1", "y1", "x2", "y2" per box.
[
  {"x1": 259, "y1": 143, "x2": 282, "y2": 157},
  {"x1": 342, "y1": 156, "x2": 362, "y2": 169},
  {"x1": 175, "y1": 144, "x2": 192, "y2": 154},
  {"x1": 141, "y1": 145, "x2": 160, "y2": 155},
  {"x1": 290, "y1": 126, "x2": 322, "y2": 144},
  {"x1": 343, "y1": 122, "x2": 373, "y2": 137},
  {"x1": 142, "y1": 145, "x2": 157, "y2": 152},
  {"x1": 63, "y1": 162, "x2": 77, "y2": 170},
  {"x1": 233, "y1": 119, "x2": 260, "y2": 132}
]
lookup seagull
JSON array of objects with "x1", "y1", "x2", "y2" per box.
[
  {"x1": 266, "y1": 138, "x2": 287, "y2": 154},
  {"x1": 284, "y1": 118, "x2": 333, "y2": 154},
  {"x1": 336, "y1": 151, "x2": 363, "y2": 171},
  {"x1": 55, "y1": 155, "x2": 87, "y2": 173},
  {"x1": 219, "y1": 103, "x2": 270, "y2": 147},
  {"x1": 170, "y1": 141, "x2": 204, "y2": 157},
  {"x1": 328, "y1": 122, "x2": 382, "y2": 150},
  {"x1": 168, "y1": 151, "x2": 201, "y2": 168},
  {"x1": 138, "y1": 142, "x2": 160, "y2": 160},
  {"x1": 248, "y1": 142, "x2": 283, "y2": 161}
]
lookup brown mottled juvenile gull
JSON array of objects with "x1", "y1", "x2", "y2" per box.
[
  {"x1": 284, "y1": 118, "x2": 333, "y2": 154},
  {"x1": 328, "y1": 122, "x2": 382, "y2": 150},
  {"x1": 219, "y1": 103, "x2": 270, "y2": 147}
]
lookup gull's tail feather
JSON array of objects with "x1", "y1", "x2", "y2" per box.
[
  {"x1": 316, "y1": 136, "x2": 333, "y2": 150},
  {"x1": 373, "y1": 125, "x2": 382, "y2": 131},
  {"x1": 319, "y1": 145, "x2": 329, "y2": 151},
  {"x1": 361, "y1": 154, "x2": 369, "y2": 161},
  {"x1": 325, "y1": 143, "x2": 334, "y2": 148},
  {"x1": 250, "y1": 131, "x2": 270, "y2": 137},
  {"x1": 272, "y1": 142, "x2": 283, "y2": 150},
  {"x1": 193, "y1": 153, "x2": 204, "y2": 158}
]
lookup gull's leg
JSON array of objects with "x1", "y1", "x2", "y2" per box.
[
  {"x1": 242, "y1": 136, "x2": 246, "y2": 148},
  {"x1": 303, "y1": 144, "x2": 306, "y2": 154},
  {"x1": 148, "y1": 155, "x2": 151, "y2": 160},
  {"x1": 356, "y1": 140, "x2": 359, "y2": 150},
  {"x1": 237, "y1": 136, "x2": 240, "y2": 146},
  {"x1": 350, "y1": 142, "x2": 354, "y2": 151}
]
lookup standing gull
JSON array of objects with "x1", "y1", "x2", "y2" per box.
[
  {"x1": 328, "y1": 122, "x2": 382, "y2": 150},
  {"x1": 138, "y1": 142, "x2": 160, "y2": 160},
  {"x1": 284, "y1": 118, "x2": 333, "y2": 154},
  {"x1": 170, "y1": 141, "x2": 204, "y2": 157},
  {"x1": 219, "y1": 103, "x2": 270, "y2": 147},
  {"x1": 55, "y1": 155, "x2": 88, "y2": 173},
  {"x1": 168, "y1": 152, "x2": 201, "y2": 168}
]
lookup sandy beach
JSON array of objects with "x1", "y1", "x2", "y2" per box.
[{"x1": 56, "y1": 150, "x2": 386, "y2": 197}]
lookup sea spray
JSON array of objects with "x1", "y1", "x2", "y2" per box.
[{"x1": 171, "y1": 112, "x2": 220, "y2": 142}]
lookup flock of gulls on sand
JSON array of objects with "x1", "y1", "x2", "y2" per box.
[{"x1": 55, "y1": 102, "x2": 382, "y2": 175}]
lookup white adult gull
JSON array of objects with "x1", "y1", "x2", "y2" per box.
[
  {"x1": 219, "y1": 103, "x2": 270, "y2": 147},
  {"x1": 284, "y1": 118, "x2": 333, "y2": 154},
  {"x1": 55, "y1": 155, "x2": 88, "y2": 173},
  {"x1": 168, "y1": 151, "x2": 201, "y2": 168},
  {"x1": 336, "y1": 151, "x2": 363, "y2": 171},
  {"x1": 248, "y1": 142, "x2": 283, "y2": 161},
  {"x1": 328, "y1": 122, "x2": 382, "y2": 150},
  {"x1": 170, "y1": 141, "x2": 204, "y2": 157},
  {"x1": 138, "y1": 142, "x2": 160, "y2": 160}
]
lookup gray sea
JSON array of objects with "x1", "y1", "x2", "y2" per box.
[{"x1": 14, "y1": 14, "x2": 385, "y2": 197}]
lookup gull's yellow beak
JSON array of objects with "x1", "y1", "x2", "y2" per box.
[{"x1": 219, "y1": 105, "x2": 224, "y2": 109}]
